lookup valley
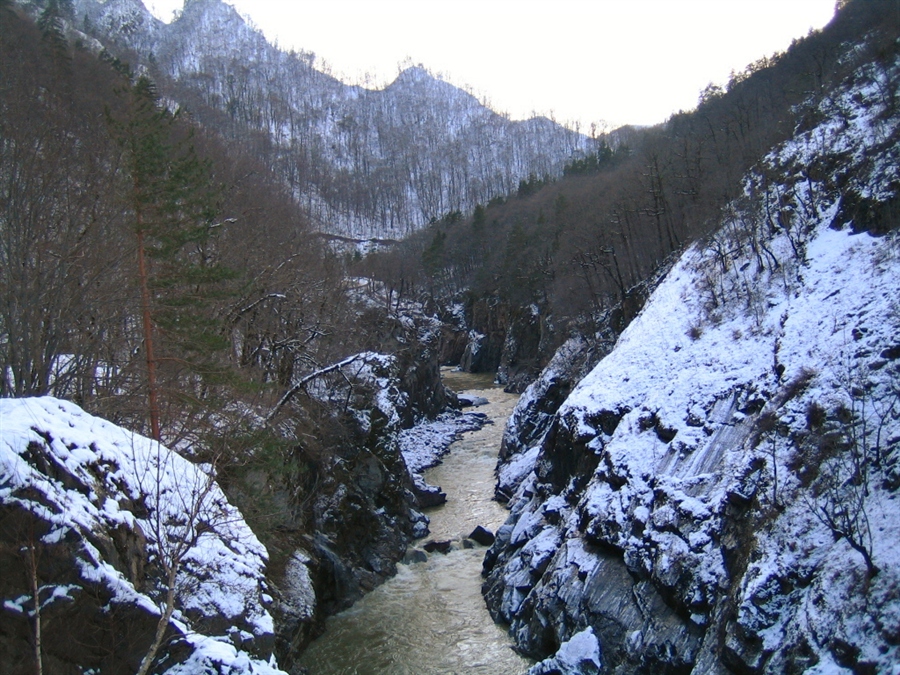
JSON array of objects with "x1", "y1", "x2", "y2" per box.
[{"x1": 1, "y1": 1, "x2": 899, "y2": 673}]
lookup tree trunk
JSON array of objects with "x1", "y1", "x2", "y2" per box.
[
  {"x1": 136, "y1": 566, "x2": 177, "y2": 675},
  {"x1": 136, "y1": 224, "x2": 161, "y2": 441}
]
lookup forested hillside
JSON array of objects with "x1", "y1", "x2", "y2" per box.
[
  {"x1": 70, "y1": 0, "x2": 592, "y2": 239},
  {"x1": 363, "y1": 0, "x2": 898, "y2": 390},
  {"x1": 0, "y1": 5, "x2": 464, "y2": 670}
]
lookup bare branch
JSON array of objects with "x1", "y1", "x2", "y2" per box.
[{"x1": 266, "y1": 354, "x2": 363, "y2": 422}]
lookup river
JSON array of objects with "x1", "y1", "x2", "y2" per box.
[{"x1": 296, "y1": 370, "x2": 533, "y2": 675}]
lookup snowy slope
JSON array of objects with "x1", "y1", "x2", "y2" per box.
[
  {"x1": 0, "y1": 397, "x2": 286, "y2": 674},
  {"x1": 68, "y1": 0, "x2": 592, "y2": 239},
  {"x1": 485, "y1": 43, "x2": 900, "y2": 675}
]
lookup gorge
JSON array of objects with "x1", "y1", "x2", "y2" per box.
[
  {"x1": 1, "y1": 1, "x2": 899, "y2": 674},
  {"x1": 297, "y1": 371, "x2": 533, "y2": 675}
]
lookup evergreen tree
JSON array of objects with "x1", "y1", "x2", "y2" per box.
[
  {"x1": 472, "y1": 203, "x2": 486, "y2": 230},
  {"x1": 110, "y1": 75, "x2": 234, "y2": 440},
  {"x1": 37, "y1": 0, "x2": 73, "y2": 55}
]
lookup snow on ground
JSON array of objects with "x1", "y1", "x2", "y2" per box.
[
  {"x1": 398, "y1": 410, "x2": 487, "y2": 475},
  {"x1": 0, "y1": 397, "x2": 286, "y2": 674},
  {"x1": 489, "y1": 49, "x2": 900, "y2": 673}
]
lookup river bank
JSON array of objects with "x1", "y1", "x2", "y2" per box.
[{"x1": 296, "y1": 370, "x2": 532, "y2": 674}]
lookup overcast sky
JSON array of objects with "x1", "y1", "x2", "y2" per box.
[{"x1": 146, "y1": 0, "x2": 837, "y2": 130}]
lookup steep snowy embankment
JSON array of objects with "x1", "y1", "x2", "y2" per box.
[
  {"x1": 0, "y1": 397, "x2": 285, "y2": 674},
  {"x1": 485, "y1": 45, "x2": 900, "y2": 675}
]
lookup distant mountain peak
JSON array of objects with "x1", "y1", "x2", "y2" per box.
[
  {"x1": 394, "y1": 65, "x2": 433, "y2": 83},
  {"x1": 71, "y1": 0, "x2": 593, "y2": 239}
]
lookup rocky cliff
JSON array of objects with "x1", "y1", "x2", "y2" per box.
[
  {"x1": 241, "y1": 314, "x2": 468, "y2": 669},
  {"x1": 485, "y1": 31, "x2": 900, "y2": 675},
  {"x1": 0, "y1": 397, "x2": 283, "y2": 675},
  {"x1": 0, "y1": 313, "x2": 462, "y2": 673}
]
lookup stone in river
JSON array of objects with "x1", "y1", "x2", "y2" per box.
[
  {"x1": 423, "y1": 540, "x2": 453, "y2": 554},
  {"x1": 468, "y1": 526, "x2": 495, "y2": 546}
]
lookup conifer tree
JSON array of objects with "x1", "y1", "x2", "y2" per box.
[
  {"x1": 110, "y1": 75, "x2": 233, "y2": 441},
  {"x1": 36, "y1": 0, "x2": 73, "y2": 54}
]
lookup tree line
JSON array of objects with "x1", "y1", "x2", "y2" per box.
[{"x1": 360, "y1": 0, "x2": 899, "y2": 364}]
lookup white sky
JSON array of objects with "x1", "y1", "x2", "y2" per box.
[{"x1": 146, "y1": 0, "x2": 837, "y2": 129}]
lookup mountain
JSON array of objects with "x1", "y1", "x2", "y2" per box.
[
  {"x1": 484, "y1": 10, "x2": 900, "y2": 672},
  {"x1": 71, "y1": 0, "x2": 594, "y2": 239},
  {"x1": 6, "y1": 0, "x2": 899, "y2": 672}
]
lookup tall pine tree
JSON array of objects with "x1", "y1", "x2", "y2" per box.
[{"x1": 110, "y1": 75, "x2": 234, "y2": 441}]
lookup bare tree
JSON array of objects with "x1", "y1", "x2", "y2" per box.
[
  {"x1": 806, "y1": 437, "x2": 877, "y2": 578},
  {"x1": 131, "y1": 442, "x2": 234, "y2": 675},
  {"x1": 25, "y1": 522, "x2": 43, "y2": 675},
  {"x1": 800, "y1": 361, "x2": 889, "y2": 579}
]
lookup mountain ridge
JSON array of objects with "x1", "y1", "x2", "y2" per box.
[{"x1": 70, "y1": 0, "x2": 595, "y2": 239}]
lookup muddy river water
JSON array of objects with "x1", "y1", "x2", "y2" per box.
[{"x1": 297, "y1": 370, "x2": 533, "y2": 674}]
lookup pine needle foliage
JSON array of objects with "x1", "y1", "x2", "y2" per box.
[{"x1": 108, "y1": 74, "x2": 237, "y2": 440}]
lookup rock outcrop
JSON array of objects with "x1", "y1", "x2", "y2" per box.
[
  {"x1": 268, "y1": 347, "x2": 442, "y2": 666},
  {"x1": 0, "y1": 398, "x2": 282, "y2": 675},
  {"x1": 485, "y1": 31, "x2": 900, "y2": 674},
  {"x1": 261, "y1": 315, "x2": 480, "y2": 668}
]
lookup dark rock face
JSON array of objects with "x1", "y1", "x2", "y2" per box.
[
  {"x1": 494, "y1": 337, "x2": 609, "y2": 502},
  {"x1": 272, "y1": 423, "x2": 423, "y2": 666},
  {"x1": 496, "y1": 305, "x2": 547, "y2": 394},
  {"x1": 459, "y1": 329, "x2": 490, "y2": 373},
  {"x1": 396, "y1": 318, "x2": 456, "y2": 421},
  {"x1": 269, "y1": 317, "x2": 461, "y2": 669},
  {"x1": 439, "y1": 324, "x2": 470, "y2": 366},
  {"x1": 485, "y1": 540, "x2": 703, "y2": 672},
  {"x1": 0, "y1": 501, "x2": 164, "y2": 675},
  {"x1": 453, "y1": 299, "x2": 554, "y2": 393},
  {"x1": 455, "y1": 297, "x2": 512, "y2": 375},
  {"x1": 452, "y1": 274, "x2": 657, "y2": 399}
]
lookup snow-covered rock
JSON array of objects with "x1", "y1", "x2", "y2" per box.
[
  {"x1": 0, "y1": 397, "x2": 284, "y2": 674},
  {"x1": 496, "y1": 336, "x2": 605, "y2": 501},
  {"x1": 399, "y1": 410, "x2": 487, "y2": 509},
  {"x1": 485, "y1": 37, "x2": 900, "y2": 675},
  {"x1": 528, "y1": 627, "x2": 602, "y2": 675}
]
